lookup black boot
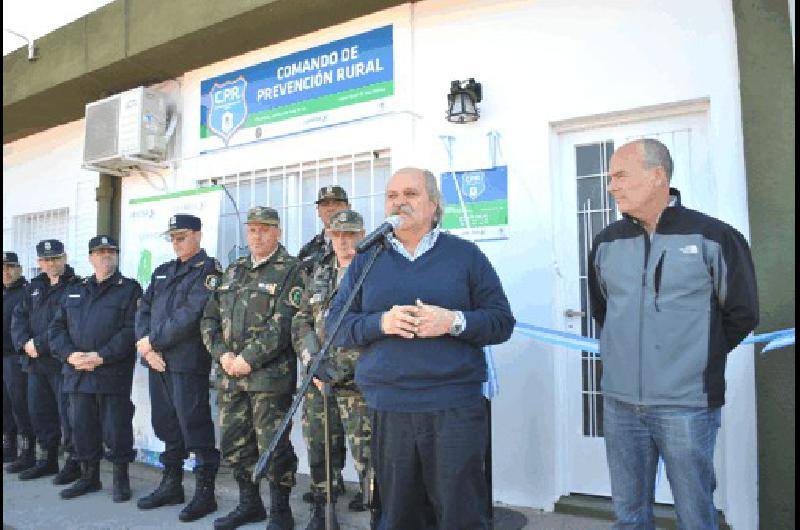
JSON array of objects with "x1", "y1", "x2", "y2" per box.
[
  {"x1": 265, "y1": 482, "x2": 294, "y2": 530},
  {"x1": 52, "y1": 456, "x2": 81, "y2": 485},
  {"x1": 19, "y1": 446, "x2": 59, "y2": 480},
  {"x1": 303, "y1": 473, "x2": 344, "y2": 503},
  {"x1": 3, "y1": 433, "x2": 17, "y2": 463},
  {"x1": 113, "y1": 462, "x2": 131, "y2": 502},
  {"x1": 60, "y1": 461, "x2": 102, "y2": 499},
  {"x1": 306, "y1": 494, "x2": 339, "y2": 530},
  {"x1": 179, "y1": 465, "x2": 218, "y2": 522},
  {"x1": 5, "y1": 434, "x2": 34, "y2": 473},
  {"x1": 137, "y1": 465, "x2": 184, "y2": 509},
  {"x1": 213, "y1": 476, "x2": 266, "y2": 530}
]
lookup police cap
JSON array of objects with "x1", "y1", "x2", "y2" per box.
[
  {"x1": 88, "y1": 235, "x2": 119, "y2": 253},
  {"x1": 36, "y1": 239, "x2": 65, "y2": 258}
]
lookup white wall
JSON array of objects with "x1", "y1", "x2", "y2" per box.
[{"x1": 3, "y1": 120, "x2": 99, "y2": 278}]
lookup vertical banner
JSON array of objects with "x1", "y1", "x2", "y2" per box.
[
  {"x1": 122, "y1": 186, "x2": 224, "y2": 467},
  {"x1": 200, "y1": 25, "x2": 394, "y2": 151},
  {"x1": 441, "y1": 166, "x2": 509, "y2": 241}
]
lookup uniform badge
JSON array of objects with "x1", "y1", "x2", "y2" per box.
[
  {"x1": 32, "y1": 289, "x2": 40, "y2": 297},
  {"x1": 259, "y1": 282, "x2": 277, "y2": 295},
  {"x1": 288, "y1": 286, "x2": 303, "y2": 309},
  {"x1": 205, "y1": 275, "x2": 220, "y2": 291},
  {"x1": 44, "y1": 242, "x2": 52, "y2": 251}
]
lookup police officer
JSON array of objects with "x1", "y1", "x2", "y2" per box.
[
  {"x1": 135, "y1": 214, "x2": 222, "y2": 523},
  {"x1": 201, "y1": 206, "x2": 304, "y2": 530},
  {"x1": 10, "y1": 239, "x2": 81, "y2": 484},
  {"x1": 292, "y1": 210, "x2": 372, "y2": 530},
  {"x1": 3, "y1": 252, "x2": 33, "y2": 467},
  {"x1": 49, "y1": 236, "x2": 141, "y2": 501},
  {"x1": 297, "y1": 185, "x2": 350, "y2": 503}
]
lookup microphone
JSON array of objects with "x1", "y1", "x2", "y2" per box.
[{"x1": 356, "y1": 215, "x2": 403, "y2": 254}]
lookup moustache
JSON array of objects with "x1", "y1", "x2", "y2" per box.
[{"x1": 390, "y1": 205, "x2": 414, "y2": 216}]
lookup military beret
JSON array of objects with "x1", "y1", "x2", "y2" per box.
[
  {"x1": 315, "y1": 185, "x2": 348, "y2": 204},
  {"x1": 328, "y1": 209, "x2": 364, "y2": 232},
  {"x1": 3, "y1": 251, "x2": 20, "y2": 265},
  {"x1": 88, "y1": 235, "x2": 119, "y2": 253},
  {"x1": 246, "y1": 206, "x2": 280, "y2": 226},
  {"x1": 36, "y1": 239, "x2": 65, "y2": 258},
  {"x1": 165, "y1": 214, "x2": 201, "y2": 234}
]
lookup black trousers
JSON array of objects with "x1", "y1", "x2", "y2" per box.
[
  {"x1": 3, "y1": 357, "x2": 33, "y2": 437},
  {"x1": 27, "y1": 371, "x2": 73, "y2": 453},
  {"x1": 370, "y1": 403, "x2": 490, "y2": 530},
  {"x1": 69, "y1": 392, "x2": 136, "y2": 463},
  {"x1": 149, "y1": 370, "x2": 220, "y2": 469}
]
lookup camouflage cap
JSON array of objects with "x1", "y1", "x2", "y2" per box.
[
  {"x1": 246, "y1": 206, "x2": 280, "y2": 226},
  {"x1": 328, "y1": 209, "x2": 364, "y2": 232},
  {"x1": 315, "y1": 185, "x2": 348, "y2": 204}
]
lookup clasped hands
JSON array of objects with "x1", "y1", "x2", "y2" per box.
[
  {"x1": 380, "y1": 299, "x2": 456, "y2": 339},
  {"x1": 137, "y1": 336, "x2": 166, "y2": 373},
  {"x1": 67, "y1": 351, "x2": 104, "y2": 371},
  {"x1": 219, "y1": 352, "x2": 252, "y2": 378}
]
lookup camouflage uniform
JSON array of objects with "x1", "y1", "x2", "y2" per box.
[
  {"x1": 291, "y1": 209, "x2": 372, "y2": 498},
  {"x1": 201, "y1": 211, "x2": 304, "y2": 488}
]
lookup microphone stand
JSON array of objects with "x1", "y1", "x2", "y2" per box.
[{"x1": 253, "y1": 239, "x2": 389, "y2": 528}]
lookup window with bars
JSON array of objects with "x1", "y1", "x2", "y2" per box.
[
  {"x1": 575, "y1": 140, "x2": 617, "y2": 438},
  {"x1": 12, "y1": 208, "x2": 70, "y2": 279},
  {"x1": 198, "y1": 150, "x2": 392, "y2": 266}
]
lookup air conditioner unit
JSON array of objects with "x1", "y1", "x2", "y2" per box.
[{"x1": 83, "y1": 87, "x2": 174, "y2": 175}]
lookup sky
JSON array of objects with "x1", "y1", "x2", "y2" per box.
[{"x1": 3, "y1": 0, "x2": 114, "y2": 56}]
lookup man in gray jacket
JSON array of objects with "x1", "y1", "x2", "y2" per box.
[{"x1": 588, "y1": 139, "x2": 758, "y2": 530}]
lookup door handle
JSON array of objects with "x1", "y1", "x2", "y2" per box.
[{"x1": 564, "y1": 309, "x2": 586, "y2": 318}]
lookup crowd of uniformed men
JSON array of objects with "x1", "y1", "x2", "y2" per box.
[{"x1": 3, "y1": 184, "x2": 370, "y2": 530}]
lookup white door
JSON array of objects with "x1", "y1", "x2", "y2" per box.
[{"x1": 553, "y1": 108, "x2": 721, "y2": 505}]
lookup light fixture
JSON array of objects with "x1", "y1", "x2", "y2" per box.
[
  {"x1": 3, "y1": 28, "x2": 38, "y2": 61},
  {"x1": 446, "y1": 78, "x2": 482, "y2": 123}
]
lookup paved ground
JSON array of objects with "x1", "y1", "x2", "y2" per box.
[{"x1": 3, "y1": 458, "x2": 614, "y2": 529}]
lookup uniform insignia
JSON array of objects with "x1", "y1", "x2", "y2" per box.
[
  {"x1": 288, "y1": 286, "x2": 303, "y2": 309},
  {"x1": 101, "y1": 236, "x2": 108, "y2": 244},
  {"x1": 259, "y1": 282, "x2": 277, "y2": 295},
  {"x1": 68, "y1": 294, "x2": 81, "y2": 298},
  {"x1": 155, "y1": 275, "x2": 167, "y2": 279},
  {"x1": 44, "y1": 242, "x2": 51, "y2": 251},
  {"x1": 32, "y1": 289, "x2": 40, "y2": 296},
  {"x1": 205, "y1": 275, "x2": 220, "y2": 291}
]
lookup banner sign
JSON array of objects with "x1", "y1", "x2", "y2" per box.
[
  {"x1": 123, "y1": 186, "x2": 224, "y2": 466},
  {"x1": 441, "y1": 165, "x2": 509, "y2": 241},
  {"x1": 200, "y1": 25, "x2": 394, "y2": 151}
]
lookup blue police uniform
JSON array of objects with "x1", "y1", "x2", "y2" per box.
[
  {"x1": 50, "y1": 270, "x2": 141, "y2": 465},
  {"x1": 134, "y1": 215, "x2": 222, "y2": 521},
  {"x1": 10, "y1": 240, "x2": 80, "y2": 476},
  {"x1": 3, "y1": 252, "x2": 33, "y2": 464},
  {"x1": 135, "y1": 247, "x2": 221, "y2": 470}
]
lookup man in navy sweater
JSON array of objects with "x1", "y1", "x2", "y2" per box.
[{"x1": 327, "y1": 167, "x2": 515, "y2": 530}]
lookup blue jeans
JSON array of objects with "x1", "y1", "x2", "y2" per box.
[{"x1": 603, "y1": 396, "x2": 721, "y2": 530}]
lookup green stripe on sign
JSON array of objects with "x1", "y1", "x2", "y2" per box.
[
  {"x1": 129, "y1": 186, "x2": 224, "y2": 205},
  {"x1": 200, "y1": 80, "x2": 394, "y2": 138},
  {"x1": 442, "y1": 199, "x2": 509, "y2": 229}
]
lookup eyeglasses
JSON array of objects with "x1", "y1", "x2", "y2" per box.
[{"x1": 169, "y1": 234, "x2": 189, "y2": 243}]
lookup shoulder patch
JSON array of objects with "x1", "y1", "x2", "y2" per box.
[
  {"x1": 288, "y1": 286, "x2": 303, "y2": 309},
  {"x1": 205, "y1": 275, "x2": 220, "y2": 291}
]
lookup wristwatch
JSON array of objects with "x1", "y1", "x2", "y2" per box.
[{"x1": 449, "y1": 311, "x2": 466, "y2": 336}]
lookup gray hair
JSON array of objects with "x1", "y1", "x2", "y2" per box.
[
  {"x1": 393, "y1": 167, "x2": 444, "y2": 228},
  {"x1": 634, "y1": 138, "x2": 674, "y2": 182}
]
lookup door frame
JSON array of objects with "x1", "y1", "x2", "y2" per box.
[{"x1": 549, "y1": 98, "x2": 717, "y2": 504}]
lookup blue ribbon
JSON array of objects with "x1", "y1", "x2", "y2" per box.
[{"x1": 512, "y1": 323, "x2": 794, "y2": 355}]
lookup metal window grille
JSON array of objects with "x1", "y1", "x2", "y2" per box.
[
  {"x1": 575, "y1": 140, "x2": 617, "y2": 437},
  {"x1": 198, "y1": 150, "x2": 392, "y2": 266},
  {"x1": 12, "y1": 208, "x2": 70, "y2": 279}
]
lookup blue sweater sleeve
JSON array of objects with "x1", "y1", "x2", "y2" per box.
[
  {"x1": 459, "y1": 245, "x2": 516, "y2": 346},
  {"x1": 326, "y1": 254, "x2": 384, "y2": 348}
]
